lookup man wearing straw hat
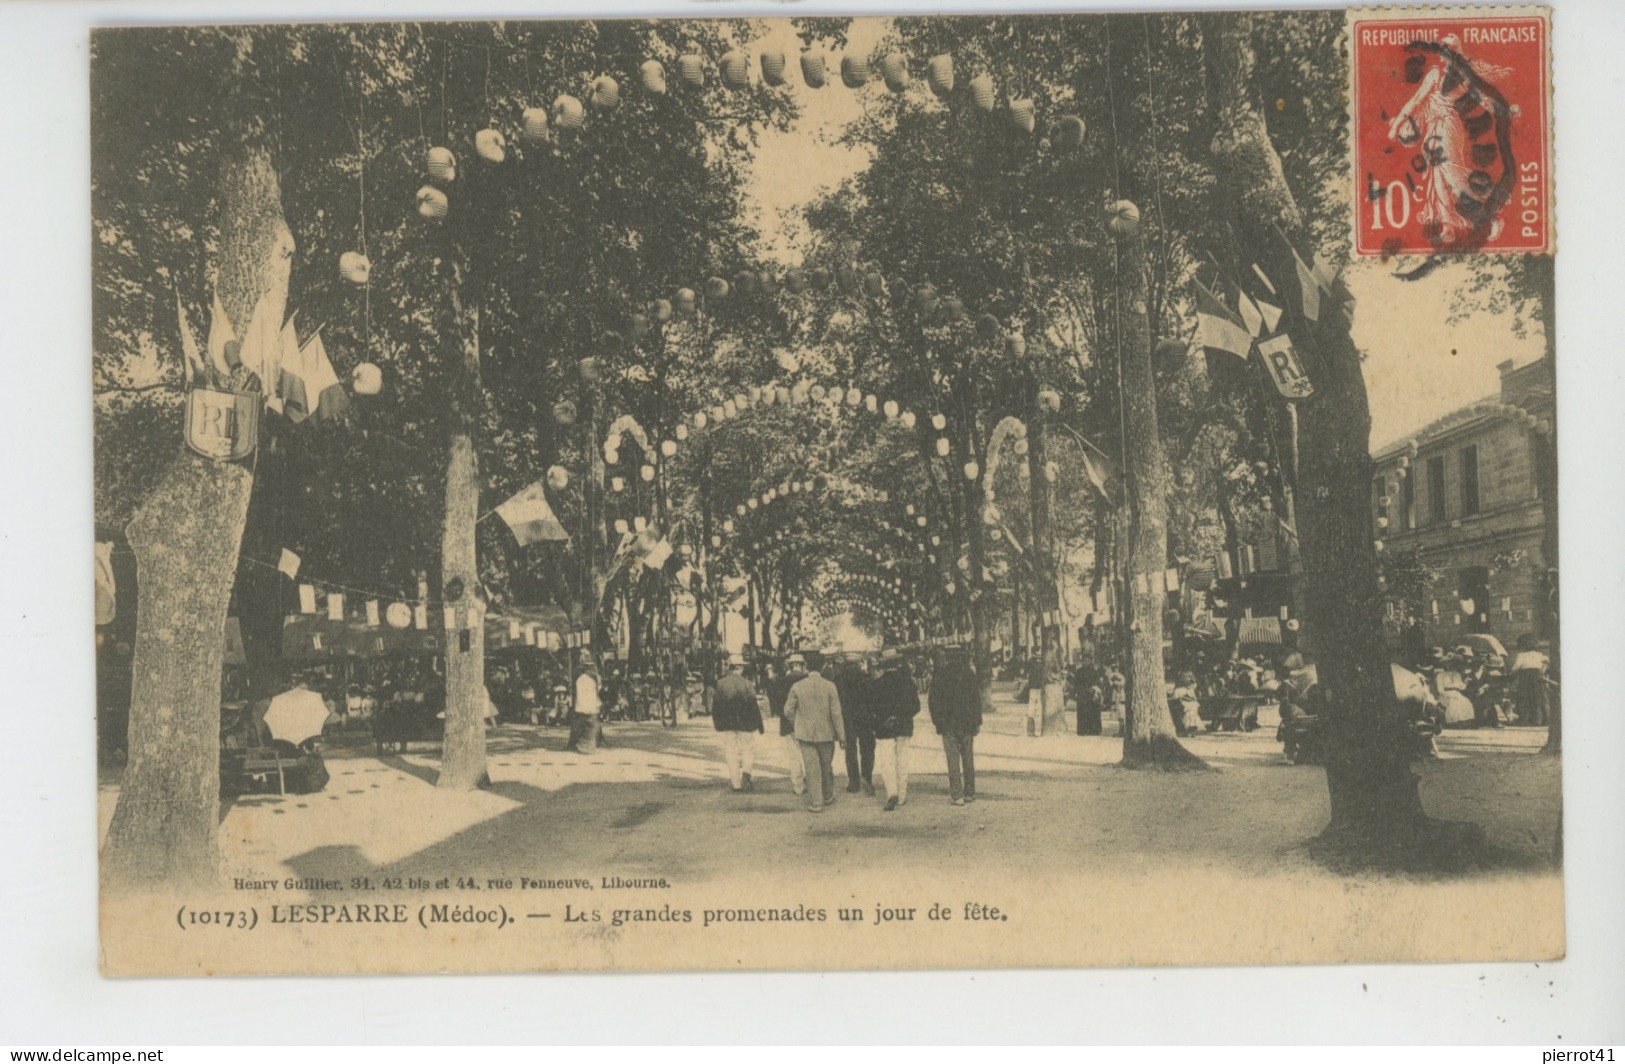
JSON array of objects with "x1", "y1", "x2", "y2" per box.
[{"x1": 712, "y1": 652, "x2": 763, "y2": 791}]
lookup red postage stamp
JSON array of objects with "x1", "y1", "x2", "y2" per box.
[{"x1": 1350, "y1": 8, "x2": 1551, "y2": 257}]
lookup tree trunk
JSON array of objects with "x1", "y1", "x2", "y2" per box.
[
  {"x1": 1112, "y1": 216, "x2": 1208, "y2": 771},
  {"x1": 1528, "y1": 256, "x2": 1560, "y2": 756},
  {"x1": 437, "y1": 289, "x2": 488, "y2": 791},
  {"x1": 1025, "y1": 381, "x2": 1065, "y2": 734},
  {"x1": 103, "y1": 83, "x2": 291, "y2": 888},
  {"x1": 1206, "y1": 14, "x2": 1480, "y2": 864}
]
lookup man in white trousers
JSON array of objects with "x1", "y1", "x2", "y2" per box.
[{"x1": 711, "y1": 653, "x2": 763, "y2": 791}]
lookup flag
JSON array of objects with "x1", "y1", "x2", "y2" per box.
[
  {"x1": 1257, "y1": 333, "x2": 1314, "y2": 399},
  {"x1": 298, "y1": 583, "x2": 318, "y2": 614},
  {"x1": 176, "y1": 292, "x2": 205, "y2": 384},
  {"x1": 302, "y1": 331, "x2": 351, "y2": 422},
  {"x1": 272, "y1": 317, "x2": 303, "y2": 417},
  {"x1": 413, "y1": 604, "x2": 428, "y2": 630},
  {"x1": 1290, "y1": 244, "x2": 1322, "y2": 322},
  {"x1": 235, "y1": 288, "x2": 282, "y2": 393},
  {"x1": 326, "y1": 592, "x2": 345, "y2": 622},
  {"x1": 365, "y1": 600, "x2": 381, "y2": 627},
  {"x1": 1256, "y1": 298, "x2": 1284, "y2": 334},
  {"x1": 1195, "y1": 280, "x2": 1251, "y2": 363},
  {"x1": 1236, "y1": 288, "x2": 1265, "y2": 337},
  {"x1": 1080, "y1": 444, "x2": 1116, "y2": 501},
  {"x1": 642, "y1": 536, "x2": 674, "y2": 571},
  {"x1": 206, "y1": 290, "x2": 237, "y2": 377},
  {"x1": 277, "y1": 548, "x2": 301, "y2": 579},
  {"x1": 495, "y1": 480, "x2": 571, "y2": 546},
  {"x1": 94, "y1": 541, "x2": 116, "y2": 625}
]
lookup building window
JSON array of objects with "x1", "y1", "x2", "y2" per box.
[
  {"x1": 1460, "y1": 444, "x2": 1480, "y2": 515},
  {"x1": 1426, "y1": 455, "x2": 1446, "y2": 523},
  {"x1": 1400, "y1": 467, "x2": 1415, "y2": 530}
]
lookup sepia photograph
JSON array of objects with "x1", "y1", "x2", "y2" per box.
[{"x1": 86, "y1": 7, "x2": 1570, "y2": 978}]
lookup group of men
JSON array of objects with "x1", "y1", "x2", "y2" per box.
[{"x1": 710, "y1": 647, "x2": 987, "y2": 812}]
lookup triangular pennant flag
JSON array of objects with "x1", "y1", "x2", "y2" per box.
[
  {"x1": 495, "y1": 480, "x2": 571, "y2": 546},
  {"x1": 94, "y1": 541, "x2": 117, "y2": 626},
  {"x1": 1257, "y1": 298, "x2": 1284, "y2": 334},
  {"x1": 277, "y1": 548, "x2": 301, "y2": 579},
  {"x1": 1195, "y1": 280, "x2": 1252, "y2": 363},
  {"x1": 175, "y1": 292, "x2": 205, "y2": 384},
  {"x1": 206, "y1": 290, "x2": 237, "y2": 376},
  {"x1": 1257, "y1": 333, "x2": 1315, "y2": 399}
]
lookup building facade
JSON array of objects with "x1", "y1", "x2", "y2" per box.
[{"x1": 1371, "y1": 356, "x2": 1556, "y2": 652}]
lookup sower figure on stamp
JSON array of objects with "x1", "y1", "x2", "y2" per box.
[
  {"x1": 930, "y1": 645, "x2": 982, "y2": 806},
  {"x1": 783, "y1": 650, "x2": 845, "y2": 813},
  {"x1": 835, "y1": 654, "x2": 876, "y2": 795},
  {"x1": 870, "y1": 648, "x2": 921, "y2": 811},
  {"x1": 712, "y1": 652, "x2": 763, "y2": 792}
]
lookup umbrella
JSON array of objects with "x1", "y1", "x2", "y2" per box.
[
  {"x1": 262, "y1": 686, "x2": 336, "y2": 746},
  {"x1": 1457, "y1": 633, "x2": 1508, "y2": 660}
]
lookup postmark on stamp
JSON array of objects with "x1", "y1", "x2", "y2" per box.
[{"x1": 1350, "y1": 7, "x2": 1551, "y2": 257}]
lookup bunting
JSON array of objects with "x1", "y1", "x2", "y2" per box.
[{"x1": 495, "y1": 480, "x2": 571, "y2": 546}]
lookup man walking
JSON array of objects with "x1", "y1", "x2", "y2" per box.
[
  {"x1": 768, "y1": 657, "x2": 806, "y2": 795},
  {"x1": 870, "y1": 648, "x2": 921, "y2": 811},
  {"x1": 929, "y1": 646, "x2": 982, "y2": 805},
  {"x1": 783, "y1": 651, "x2": 845, "y2": 812},
  {"x1": 835, "y1": 655, "x2": 877, "y2": 795},
  {"x1": 567, "y1": 650, "x2": 602, "y2": 754},
  {"x1": 712, "y1": 652, "x2": 763, "y2": 791}
]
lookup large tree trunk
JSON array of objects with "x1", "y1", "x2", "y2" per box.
[
  {"x1": 103, "y1": 60, "x2": 291, "y2": 887},
  {"x1": 437, "y1": 289, "x2": 488, "y2": 790},
  {"x1": 1112, "y1": 216, "x2": 1207, "y2": 771},
  {"x1": 1206, "y1": 14, "x2": 1480, "y2": 863},
  {"x1": 1025, "y1": 380, "x2": 1065, "y2": 734}
]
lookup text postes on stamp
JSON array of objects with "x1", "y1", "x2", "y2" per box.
[{"x1": 1351, "y1": 8, "x2": 1551, "y2": 257}]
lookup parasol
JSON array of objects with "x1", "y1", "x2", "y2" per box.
[
  {"x1": 1457, "y1": 633, "x2": 1508, "y2": 660},
  {"x1": 262, "y1": 687, "x2": 336, "y2": 746}
]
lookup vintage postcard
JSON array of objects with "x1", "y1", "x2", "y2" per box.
[{"x1": 94, "y1": 8, "x2": 1562, "y2": 976}]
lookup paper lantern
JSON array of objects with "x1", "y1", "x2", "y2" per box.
[
  {"x1": 841, "y1": 54, "x2": 870, "y2": 88},
  {"x1": 719, "y1": 51, "x2": 750, "y2": 90},
  {"x1": 579, "y1": 76, "x2": 617, "y2": 112},
  {"x1": 660, "y1": 439, "x2": 678, "y2": 459},
  {"x1": 605, "y1": 445, "x2": 620, "y2": 465},
  {"x1": 579, "y1": 357, "x2": 601, "y2": 383},
  {"x1": 777, "y1": 386, "x2": 791, "y2": 405},
  {"x1": 1050, "y1": 114, "x2": 1086, "y2": 152},
  {"x1": 809, "y1": 266, "x2": 832, "y2": 289},
  {"x1": 784, "y1": 268, "x2": 808, "y2": 293},
  {"x1": 634, "y1": 517, "x2": 648, "y2": 533},
  {"x1": 747, "y1": 498, "x2": 759, "y2": 510},
  {"x1": 693, "y1": 411, "x2": 709, "y2": 430},
  {"x1": 677, "y1": 53, "x2": 706, "y2": 87},
  {"x1": 675, "y1": 288, "x2": 697, "y2": 315},
  {"x1": 415, "y1": 185, "x2": 449, "y2": 220},
  {"x1": 426, "y1": 146, "x2": 457, "y2": 184},
  {"x1": 339, "y1": 251, "x2": 371, "y2": 285},
  {"x1": 546, "y1": 465, "x2": 570, "y2": 491},
  {"x1": 901, "y1": 410, "x2": 917, "y2": 429},
  {"x1": 883, "y1": 399, "x2": 900, "y2": 419},
  {"x1": 650, "y1": 298, "x2": 673, "y2": 324},
  {"x1": 640, "y1": 60, "x2": 668, "y2": 95},
  {"x1": 475, "y1": 128, "x2": 507, "y2": 164},
  {"x1": 916, "y1": 516, "x2": 928, "y2": 528},
  {"x1": 878, "y1": 52, "x2": 908, "y2": 92},
  {"x1": 936, "y1": 437, "x2": 951, "y2": 457},
  {"x1": 926, "y1": 54, "x2": 955, "y2": 97},
  {"x1": 386, "y1": 602, "x2": 412, "y2": 630},
  {"x1": 706, "y1": 276, "x2": 731, "y2": 300},
  {"x1": 1038, "y1": 388, "x2": 1061, "y2": 413},
  {"x1": 865, "y1": 394, "x2": 878, "y2": 413},
  {"x1": 969, "y1": 73, "x2": 996, "y2": 111},
  {"x1": 862, "y1": 271, "x2": 885, "y2": 298},
  {"x1": 723, "y1": 518, "x2": 735, "y2": 534},
  {"x1": 611, "y1": 477, "x2": 625, "y2": 493},
  {"x1": 352, "y1": 362, "x2": 382, "y2": 396},
  {"x1": 939, "y1": 296, "x2": 965, "y2": 322},
  {"x1": 734, "y1": 270, "x2": 759, "y2": 297},
  {"x1": 1005, "y1": 332, "x2": 1027, "y2": 358},
  {"x1": 931, "y1": 413, "x2": 947, "y2": 431},
  {"x1": 1008, "y1": 98, "x2": 1036, "y2": 134},
  {"x1": 521, "y1": 107, "x2": 550, "y2": 145},
  {"x1": 800, "y1": 51, "x2": 827, "y2": 88},
  {"x1": 757, "y1": 49, "x2": 788, "y2": 87},
  {"x1": 1044, "y1": 461, "x2": 1059, "y2": 483},
  {"x1": 552, "y1": 94, "x2": 586, "y2": 131},
  {"x1": 641, "y1": 464, "x2": 656, "y2": 482},
  {"x1": 757, "y1": 270, "x2": 777, "y2": 295},
  {"x1": 1106, "y1": 200, "x2": 1142, "y2": 238},
  {"x1": 551, "y1": 399, "x2": 577, "y2": 426}
]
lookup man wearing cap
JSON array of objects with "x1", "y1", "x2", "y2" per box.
[
  {"x1": 870, "y1": 648, "x2": 922, "y2": 811},
  {"x1": 770, "y1": 657, "x2": 807, "y2": 795},
  {"x1": 712, "y1": 652, "x2": 763, "y2": 791},
  {"x1": 783, "y1": 651, "x2": 846, "y2": 812}
]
